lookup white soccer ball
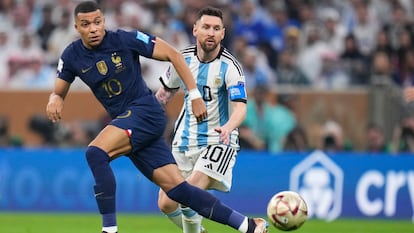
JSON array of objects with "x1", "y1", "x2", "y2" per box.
[{"x1": 266, "y1": 191, "x2": 308, "y2": 231}]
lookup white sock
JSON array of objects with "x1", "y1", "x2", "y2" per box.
[
  {"x1": 165, "y1": 207, "x2": 183, "y2": 229},
  {"x1": 102, "y1": 226, "x2": 118, "y2": 233},
  {"x1": 238, "y1": 217, "x2": 248, "y2": 233},
  {"x1": 182, "y1": 207, "x2": 202, "y2": 233}
]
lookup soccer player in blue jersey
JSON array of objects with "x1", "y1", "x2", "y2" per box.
[
  {"x1": 46, "y1": 1, "x2": 267, "y2": 233},
  {"x1": 156, "y1": 6, "x2": 266, "y2": 233}
]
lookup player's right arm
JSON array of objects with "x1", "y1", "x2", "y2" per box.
[
  {"x1": 46, "y1": 78, "x2": 71, "y2": 123},
  {"x1": 155, "y1": 66, "x2": 182, "y2": 105}
]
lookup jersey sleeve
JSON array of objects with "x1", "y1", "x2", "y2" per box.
[
  {"x1": 159, "y1": 65, "x2": 183, "y2": 90},
  {"x1": 226, "y1": 64, "x2": 247, "y2": 102},
  {"x1": 56, "y1": 45, "x2": 76, "y2": 83},
  {"x1": 118, "y1": 29, "x2": 156, "y2": 58}
]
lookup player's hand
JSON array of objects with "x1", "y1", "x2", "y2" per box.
[
  {"x1": 46, "y1": 94, "x2": 64, "y2": 123},
  {"x1": 155, "y1": 87, "x2": 172, "y2": 105},
  {"x1": 214, "y1": 127, "x2": 231, "y2": 145},
  {"x1": 191, "y1": 98, "x2": 207, "y2": 123}
]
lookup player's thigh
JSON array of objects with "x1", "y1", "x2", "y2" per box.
[
  {"x1": 186, "y1": 170, "x2": 211, "y2": 190},
  {"x1": 172, "y1": 150, "x2": 211, "y2": 189},
  {"x1": 89, "y1": 125, "x2": 131, "y2": 158},
  {"x1": 193, "y1": 145, "x2": 237, "y2": 192}
]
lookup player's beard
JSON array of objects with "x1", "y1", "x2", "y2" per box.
[{"x1": 200, "y1": 38, "x2": 218, "y2": 53}]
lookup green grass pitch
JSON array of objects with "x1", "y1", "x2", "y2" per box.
[{"x1": 0, "y1": 212, "x2": 412, "y2": 233}]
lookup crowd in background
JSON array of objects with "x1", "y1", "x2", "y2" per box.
[{"x1": 2, "y1": 0, "x2": 414, "y2": 154}]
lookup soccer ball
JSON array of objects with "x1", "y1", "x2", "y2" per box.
[{"x1": 266, "y1": 191, "x2": 308, "y2": 231}]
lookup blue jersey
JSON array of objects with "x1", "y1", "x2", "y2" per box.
[
  {"x1": 160, "y1": 45, "x2": 247, "y2": 152},
  {"x1": 57, "y1": 29, "x2": 156, "y2": 118}
]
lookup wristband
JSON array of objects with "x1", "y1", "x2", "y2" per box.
[{"x1": 188, "y1": 88, "x2": 202, "y2": 100}]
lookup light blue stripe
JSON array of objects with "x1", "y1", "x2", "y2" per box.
[
  {"x1": 178, "y1": 57, "x2": 193, "y2": 151},
  {"x1": 166, "y1": 208, "x2": 182, "y2": 217}
]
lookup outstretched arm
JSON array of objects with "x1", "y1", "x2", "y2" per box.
[
  {"x1": 46, "y1": 78, "x2": 71, "y2": 123},
  {"x1": 152, "y1": 37, "x2": 207, "y2": 122},
  {"x1": 215, "y1": 101, "x2": 247, "y2": 145}
]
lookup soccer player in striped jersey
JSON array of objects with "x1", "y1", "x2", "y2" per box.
[
  {"x1": 46, "y1": 2, "x2": 267, "y2": 233},
  {"x1": 156, "y1": 6, "x2": 267, "y2": 233}
]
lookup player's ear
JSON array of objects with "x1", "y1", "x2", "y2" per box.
[{"x1": 193, "y1": 24, "x2": 197, "y2": 37}]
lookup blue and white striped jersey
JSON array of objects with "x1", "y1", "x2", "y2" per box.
[{"x1": 160, "y1": 45, "x2": 247, "y2": 152}]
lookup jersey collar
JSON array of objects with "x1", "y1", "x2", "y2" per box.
[{"x1": 194, "y1": 45, "x2": 224, "y2": 63}]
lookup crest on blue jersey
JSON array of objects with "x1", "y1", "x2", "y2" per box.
[
  {"x1": 112, "y1": 52, "x2": 125, "y2": 73},
  {"x1": 96, "y1": 61, "x2": 108, "y2": 75}
]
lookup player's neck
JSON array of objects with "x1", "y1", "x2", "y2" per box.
[
  {"x1": 197, "y1": 48, "x2": 219, "y2": 63},
  {"x1": 197, "y1": 46, "x2": 220, "y2": 63}
]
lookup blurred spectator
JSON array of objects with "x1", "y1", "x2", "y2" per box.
[
  {"x1": 313, "y1": 50, "x2": 351, "y2": 90},
  {"x1": 395, "y1": 48, "x2": 414, "y2": 87},
  {"x1": 297, "y1": 2, "x2": 319, "y2": 51},
  {"x1": 241, "y1": 46, "x2": 273, "y2": 91},
  {"x1": 0, "y1": 115, "x2": 22, "y2": 147},
  {"x1": 319, "y1": 7, "x2": 348, "y2": 54},
  {"x1": 383, "y1": 4, "x2": 412, "y2": 50},
  {"x1": 239, "y1": 85, "x2": 270, "y2": 151},
  {"x1": 373, "y1": 29, "x2": 396, "y2": 60},
  {"x1": 391, "y1": 110, "x2": 414, "y2": 153},
  {"x1": 340, "y1": 33, "x2": 370, "y2": 85},
  {"x1": 240, "y1": 85, "x2": 297, "y2": 153},
  {"x1": 36, "y1": 4, "x2": 56, "y2": 51},
  {"x1": 150, "y1": 5, "x2": 189, "y2": 50},
  {"x1": 284, "y1": 125, "x2": 309, "y2": 152},
  {"x1": 297, "y1": 25, "x2": 330, "y2": 84},
  {"x1": 368, "y1": 51, "x2": 403, "y2": 143},
  {"x1": 349, "y1": 0, "x2": 380, "y2": 56},
  {"x1": 8, "y1": 53, "x2": 55, "y2": 89},
  {"x1": 283, "y1": 26, "x2": 301, "y2": 54},
  {"x1": 0, "y1": 24, "x2": 12, "y2": 87},
  {"x1": 7, "y1": 30, "x2": 43, "y2": 84},
  {"x1": 276, "y1": 49, "x2": 310, "y2": 86},
  {"x1": 320, "y1": 120, "x2": 351, "y2": 152},
  {"x1": 233, "y1": 0, "x2": 268, "y2": 47},
  {"x1": 263, "y1": 1, "x2": 300, "y2": 53},
  {"x1": 46, "y1": 9, "x2": 78, "y2": 66},
  {"x1": 269, "y1": 93, "x2": 298, "y2": 152},
  {"x1": 365, "y1": 122, "x2": 391, "y2": 153},
  {"x1": 28, "y1": 114, "x2": 58, "y2": 146}
]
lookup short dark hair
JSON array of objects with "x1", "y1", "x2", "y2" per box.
[
  {"x1": 196, "y1": 6, "x2": 223, "y2": 21},
  {"x1": 74, "y1": 1, "x2": 101, "y2": 16}
]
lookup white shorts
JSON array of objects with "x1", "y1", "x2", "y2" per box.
[{"x1": 172, "y1": 145, "x2": 237, "y2": 192}]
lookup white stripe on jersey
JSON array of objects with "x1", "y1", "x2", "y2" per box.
[{"x1": 166, "y1": 46, "x2": 246, "y2": 152}]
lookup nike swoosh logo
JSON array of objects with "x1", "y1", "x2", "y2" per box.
[
  {"x1": 94, "y1": 192, "x2": 104, "y2": 197},
  {"x1": 81, "y1": 66, "x2": 93, "y2": 73}
]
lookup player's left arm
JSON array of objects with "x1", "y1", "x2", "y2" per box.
[
  {"x1": 215, "y1": 101, "x2": 246, "y2": 145},
  {"x1": 152, "y1": 37, "x2": 207, "y2": 121}
]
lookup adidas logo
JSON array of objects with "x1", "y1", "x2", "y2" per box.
[{"x1": 204, "y1": 163, "x2": 213, "y2": 170}]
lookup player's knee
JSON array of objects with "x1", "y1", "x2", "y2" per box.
[
  {"x1": 158, "y1": 190, "x2": 178, "y2": 213},
  {"x1": 85, "y1": 145, "x2": 109, "y2": 168}
]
